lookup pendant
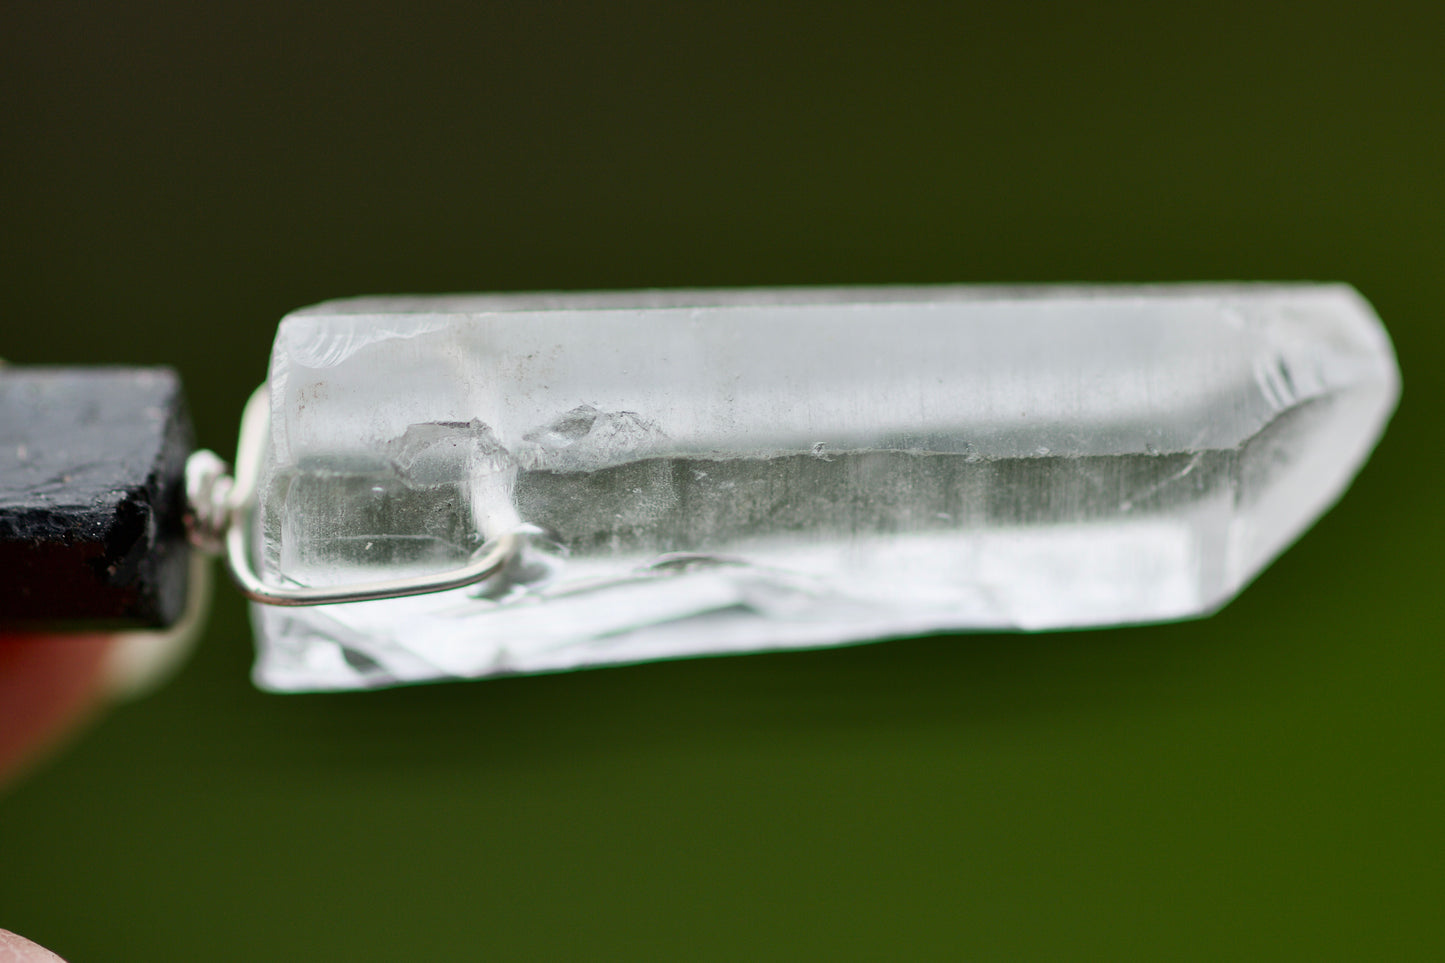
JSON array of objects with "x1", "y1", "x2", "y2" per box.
[{"x1": 1, "y1": 285, "x2": 1400, "y2": 692}]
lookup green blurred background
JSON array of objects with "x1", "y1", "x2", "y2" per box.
[{"x1": 2, "y1": 2, "x2": 1441, "y2": 959}]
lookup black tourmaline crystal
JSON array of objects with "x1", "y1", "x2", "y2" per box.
[{"x1": 0, "y1": 367, "x2": 193, "y2": 629}]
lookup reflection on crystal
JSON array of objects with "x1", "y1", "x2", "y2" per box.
[{"x1": 250, "y1": 285, "x2": 1399, "y2": 691}]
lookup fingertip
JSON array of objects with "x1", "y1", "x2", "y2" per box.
[
  {"x1": 0, "y1": 928, "x2": 68, "y2": 962},
  {"x1": 0, "y1": 633, "x2": 115, "y2": 788}
]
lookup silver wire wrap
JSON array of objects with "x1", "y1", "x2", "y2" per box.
[{"x1": 184, "y1": 386, "x2": 519, "y2": 606}]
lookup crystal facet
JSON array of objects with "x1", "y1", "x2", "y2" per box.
[{"x1": 249, "y1": 286, "x2": 1399, "y2": 691}]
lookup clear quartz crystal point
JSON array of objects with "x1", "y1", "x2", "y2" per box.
[{"x1": 249, "y1": 285, "x2": 1399, "y2": 692}]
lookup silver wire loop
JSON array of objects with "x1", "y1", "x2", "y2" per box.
[
  {"x1": 184, "y1": 449, "x2": 232, "y2": 554},
  {"x1": 185, "y1": 385, "x2": 518, "y2": 607}
]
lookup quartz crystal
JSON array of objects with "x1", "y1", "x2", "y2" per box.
[{"x1": 249, "y1": 285, "x2": 1399, "y2": 691}]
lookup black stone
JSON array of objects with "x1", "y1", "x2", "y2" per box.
[{"x1": 0, "y1": 367, "x2": 194, "y2": 629}]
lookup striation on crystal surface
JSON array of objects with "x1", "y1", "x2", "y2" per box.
[{"x1": 248, "y1": 285, "x2": 1399, "y2": 691}]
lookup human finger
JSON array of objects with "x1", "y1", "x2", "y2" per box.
[
  {"x1": 0, "y1": 633, "x2": 115, "y2": 788},
  {"x1": 0, "y1": 926, "x2": 69, "y2": 961}
]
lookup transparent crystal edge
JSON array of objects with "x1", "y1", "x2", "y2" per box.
[{"x1": 290, "y1": 282, "x2": 1370, "y2": 317}]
